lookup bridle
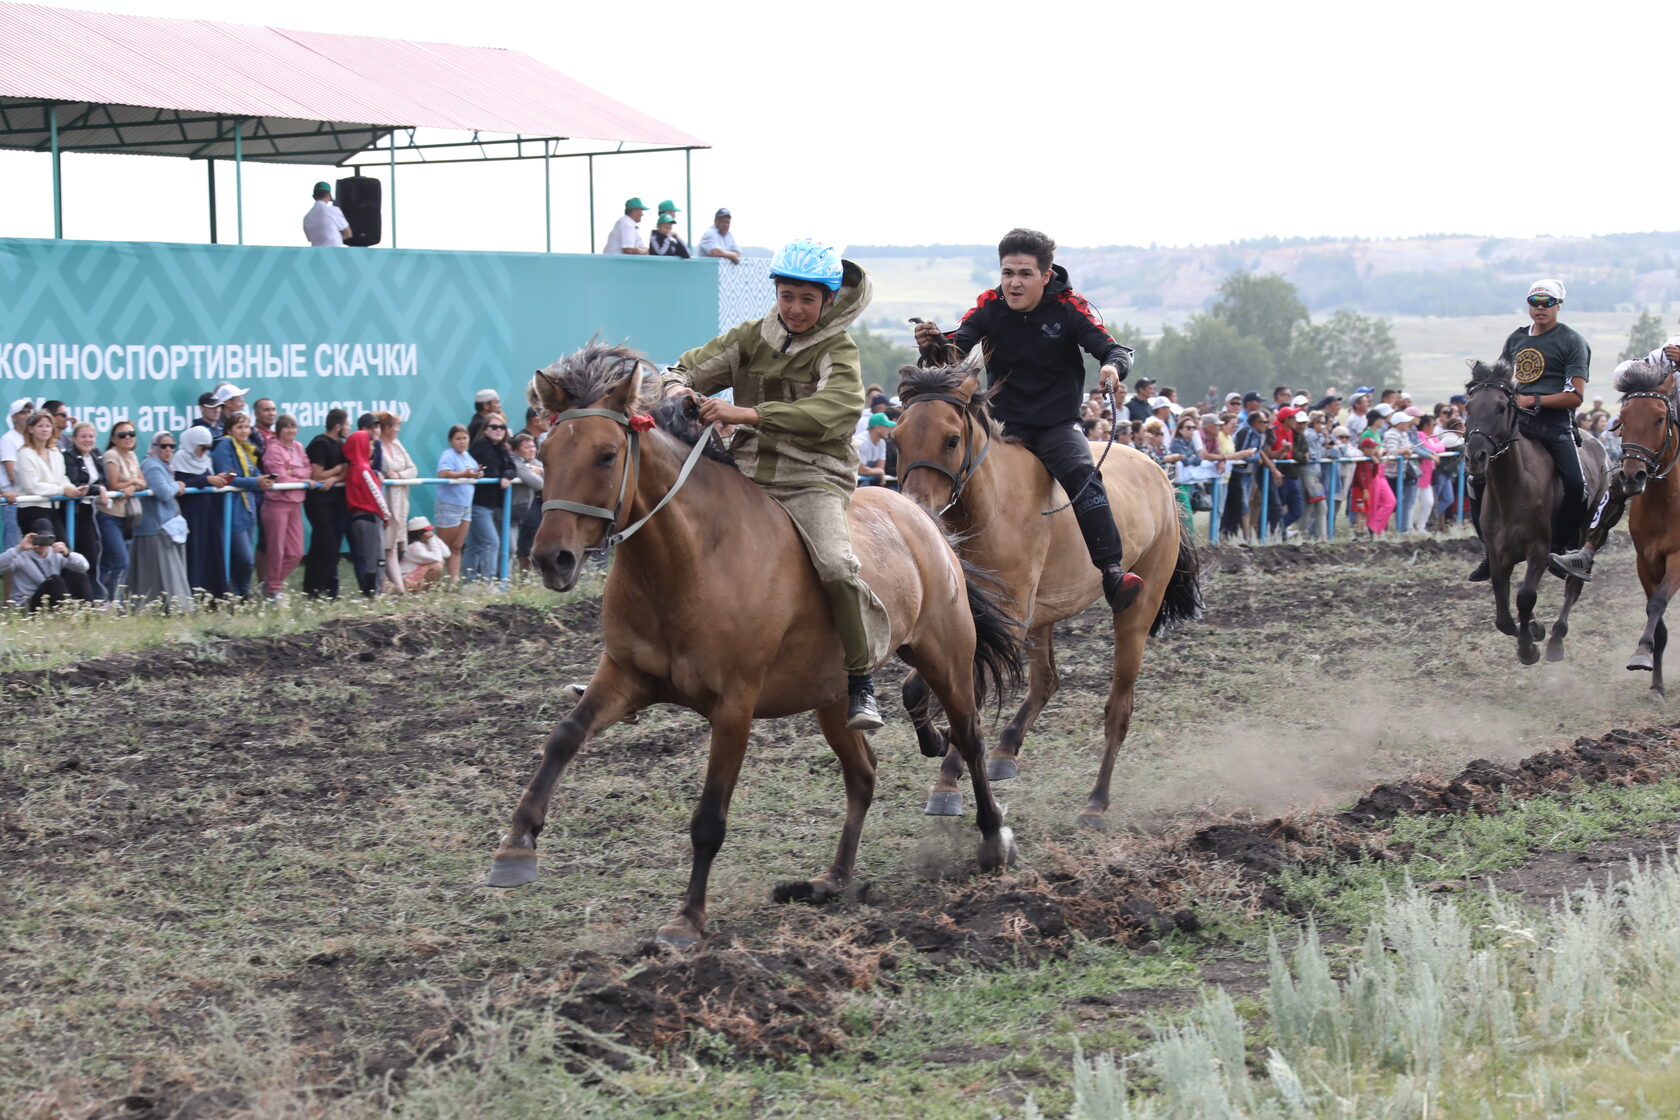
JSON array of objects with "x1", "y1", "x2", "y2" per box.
[
  {"x1": 897, "y1": 392, "x2": 992, "y2": 515},
  {"x1": 1618, "y1": 390, "x2": 1680, "y2": 482},
  {"x1": 540, "y1": 403, "x2": 716, "y2": 556},
  {"x1": 1463, "y1": 379, "x2": 1532, "y2": 465}
]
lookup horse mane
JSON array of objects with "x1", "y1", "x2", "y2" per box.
[
  {"x1": 1614, "y1": 359, "x2": 1670, "y2": 395},
  {"x1": 529, "y1": 339, "x2": 655, "y2": 415},
  {"x1": 897, "y1": 360, "x2": 1006, "y2": 438},
  {"x1": 650, "y1": 397, "x2": 736, "y2": 464},
  {"x1": 1466, "y1": 358, "x2": 1513, "y2": 386}
]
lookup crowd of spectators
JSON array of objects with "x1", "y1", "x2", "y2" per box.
[{"x1": 0, "y1": 381, "x2": 553, "y2": 613}]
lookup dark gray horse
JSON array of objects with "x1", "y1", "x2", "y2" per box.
[{"x1": 1463, "y1": 359, "x2": 1610, "y2": 664}]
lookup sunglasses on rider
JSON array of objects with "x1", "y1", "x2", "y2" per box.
[{"x1": 1527, "y1": 295, "x2": 1561, "y2": 309}]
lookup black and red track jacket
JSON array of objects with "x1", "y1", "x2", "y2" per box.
[{"x1": 946, "y1": 264, "x2": 1133, "y2": 430}]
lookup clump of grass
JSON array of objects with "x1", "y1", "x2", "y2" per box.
[{"x1": 1028, "y1": 845, "x2": 1680, "y2": 1118}]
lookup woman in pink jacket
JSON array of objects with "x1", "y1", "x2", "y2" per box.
[{"x1": 258, "y1": 414, "x2": 318, "y2": 598}]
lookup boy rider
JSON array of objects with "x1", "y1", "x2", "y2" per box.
[
  {"x1": 663, "y1": 239, "x2": 890, "y2": 730},
  {"x1": 1467, "y1": 279, "x2": 1591, "y2": 582},
  {"x1": 914, "y1": 227, "x2": 1144, "y2": 611}
]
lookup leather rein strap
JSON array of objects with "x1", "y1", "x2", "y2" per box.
[
  {"x1": 897, "y1": 392, "x2": 991, "y2": 515},
  {"x1": 541, "y1": 406, "x2": 717, "y2": 553},
  {"x1": 1618, "y1": 390, "x2": 1680, "y2": 482}
]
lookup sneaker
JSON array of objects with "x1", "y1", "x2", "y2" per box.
[
  {"x1": 846, "y1": 675, "x2": 883, "y2": 731},
  {"x1": 1547, "y1": 548, "x2": 1594, "y2": 583},
  {"x1": 1102, "y1": 565, "x2": 1145, "y2": 612},
  {"x1": 1467, "y1": 558, "x2": 1491, "y2": 582}
]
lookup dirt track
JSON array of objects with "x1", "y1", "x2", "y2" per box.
[{"x1": 5, "y1": 535, "x2": 1680, "y2": 1114}]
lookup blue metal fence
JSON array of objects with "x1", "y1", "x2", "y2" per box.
[{"x1": 1192, "y1": 451, "x2": 1469, "y2": 544}]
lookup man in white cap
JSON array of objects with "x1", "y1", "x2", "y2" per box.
[
  {"x1": 1549, "y1": 334, "x2": 1680, "y2": 582},
  {"x1": 698, "y1": 208, "x2": 741, "y2": 264},
  {"x1": 0, "y1": 397, "x2": 33, "y2": 551},
  {"x1": 1468, "y1": 279, "x2": 1592, "y2": 582},
  {"x1": 468, "y1": 388, "x2": 501, "y2": 440},
  {"x1": 603, "y1": 198, "x2": 650, "y2": 255}
]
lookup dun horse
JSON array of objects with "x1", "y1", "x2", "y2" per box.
[
  {"x1": 1463, "y1": 359, "x2": 1609, "y2": 665},
  {"x1": 1609, "y1": 360, "x2": 1680, "y2": 691},
  {"x1": 486, "y1": 343, "x2": 1023, "y2": 948},
  {"x1": 890, "y1": 362, "x2": 1201, "y2": 828}
]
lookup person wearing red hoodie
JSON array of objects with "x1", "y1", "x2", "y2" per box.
[{"x1": 342, "y1": 429, "x2": 391, "y2": 596}]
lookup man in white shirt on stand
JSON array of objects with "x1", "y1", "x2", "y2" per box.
[
  {"x1": 698, "y1": 208, "x2": 742, "y2": 263},
  {"x1": 603, "y1": 198, "x2": 651, "y2": 254},
  {"x1": 303, "y1": 182, "x2": 352, "y2": 247}
]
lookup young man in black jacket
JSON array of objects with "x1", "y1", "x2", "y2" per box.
[{"x1": 914, "y1": 227, "x2": 1144, "y2": 611}]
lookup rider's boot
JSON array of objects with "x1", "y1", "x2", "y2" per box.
[
  {"x1": 846, "y1": 674, "x2": 883, "y2": 731},
  {"x1": 1467, "y1": 556, "x2": 1491, "y2": 582},
  {"x1": 1102, "y1": 564, "x2": 1145, "y2": 613},
  {"x1": 1073, "y1": 487, "x2": 1141, "y2": 611}
]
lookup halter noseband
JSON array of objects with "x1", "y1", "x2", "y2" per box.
[
  {"x1": 1463, "y1": 379, "x2": 1531, "y2": 464},
  {"x1": 1618, "y1": 390, "x2": 1680, "y2": 481},
  {"x1": 897, "y1": 391, "x2": 991, "y2": 515},
  {"x1": 541, "y1": 404, "x2": 715, "y2": 555}
]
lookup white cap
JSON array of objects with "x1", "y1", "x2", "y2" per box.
[
  {"x1": 1148, "y1": 396, "x2": 1170, "y2": 409},
  {"x1": 8, "y1": 397, "x2": 35, "y2": 417},
  {"x1": 1390, "y1": 411, "x2": 1416, "y2": 425},
  {"x1": 211, "y1": 384, "x2": 250, "y2": 404},
  {"x1": 1528, "y1": 278, "x2": 1566, "y2": 302},
  {"x1": 1290, "y1": 394, "x2": 1309, "y2": 407},
  {"x1": 475, "y1": 388, "x2": 500, "y2": 404},
  {"x1": 406, "y1": 515, "x2": 433, "y2": 532},
  {"x1": 1373, "y1": 403, "x2": 1394, "y2": 417}
]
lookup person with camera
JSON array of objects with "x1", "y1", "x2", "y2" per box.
[{"x1": 0, "y1": 519, "x2": 90, "y2": 611}]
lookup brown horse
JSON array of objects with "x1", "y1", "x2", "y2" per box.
[
  {"x1": 891, "y1": 362, "x2": 1201, "y2": 828},
  {"x1": 486, "y1": 343, "x2": 1023, "y2": 948},
  {"x1": 1611, "y1": 360, "x2": 1680, "y2": 692}
]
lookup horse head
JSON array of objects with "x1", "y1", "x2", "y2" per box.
[
  {"x1": 1613, "y1": 359, "x2": 1676, "y2": 496},
  {"x1": 527, "y1": 341, "x2": 651, "y2": 591},
  {"x1": 1462, "y1": 358, "x2": 1517, "y2": 478},
  {"x1": 893, "y1": 360, "x2": 994, "y2": 517}
]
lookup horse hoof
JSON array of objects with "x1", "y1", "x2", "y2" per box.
[
  {"x1": 1628, "y1": 652, "x2": 1655, "y2": 672},
  {"x1": 924, "y1": 791, "x2": 964, "y2": 817},
  {"x1": 772, "y1": 877, "x2": 840, "y2": 905},
  {"x1": 1529, "y1": 621, "x2": 1545, "y2": 640},
  {"x1": 1518, "y1": 645, "x2": 1540, "y2": 666},
  {"x1": 1076, "y1": 811, "x2": 1108, "y2": 831},
  {"x1": 1545, "y1": 643, "x2": 1565, "y2": 662},
  {"x1": 918, "y1": 733, "x2": 948, "y2": 760},
  {"x1": 485, "y1": 856, "x2": 537, "y2": 888},
  {"x1": 978, "y1": 826, "x2": 1017, "y2": 871},
  {"x1": 986, "y1": 757, "x2": 1018, "y2": 781},
  {"x1": 654, "y1": 919, "x2": 701, "y2": 949}
]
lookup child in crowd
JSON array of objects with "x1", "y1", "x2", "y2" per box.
[{"x1": 400, "y1": 515, "x2": 448, "y2": 590}]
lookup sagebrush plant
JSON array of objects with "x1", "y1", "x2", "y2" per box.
[{"x1": 1029, "y1": 846, "x2": 1680, "y2": 1118}]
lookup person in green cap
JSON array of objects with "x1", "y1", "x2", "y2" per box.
[
  {"x1": 603, "y1": 197, "x2": 650, "y2": 254},
  {"x1": 303, "y1": 181, "x2": 352, "y2": 247},
  {"x1": 855, "y1": 411, "x2": 894, "y2": 486},
  {"x1": 662, "y1": 239, "x2": 891, "y2": 730},
  {"x1": 649, "y1": 212, "x2": 690, "y2": 258},
  {"x1": 657, "y1": 199, "x2": 681, "y2": 221}
]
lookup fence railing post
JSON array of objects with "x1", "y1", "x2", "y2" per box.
[
  {"x1": 1258, "y1": 469, "x2": 1270, "y2": 542},
  {"x1": 222, "y1": 488, "x2": 234, "y2": 586},
  {"x1": 1209, "y1": 477, "x2": 1221, "y2": 544},
  {"x1": 499, "y1": 483, "x2": 513, "y2": 590},
  {"x1": 1327, "y1": 459, "x2": 1338, "y2": 541},
  {"x1": 1457, "y1": 453, "x2": 1467, "y2": 527}
]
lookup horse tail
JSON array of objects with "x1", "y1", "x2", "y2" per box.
[
  {"x1": 958, "y1": 556, "x2": 1026, "y2": 709},
  {"x1": 1150, "y1": 517, "x2": 1204, "y2": 637}
]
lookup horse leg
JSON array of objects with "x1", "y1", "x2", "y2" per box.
[
  {"x1": 1077, "y1": 611, "x2": 1149, "y2": 831},
  {"x1": 990, "y1": 623, "x2": 1058, "y2": 782},
  {"x1": 1653, "y1": 619, "x2": 1668, "y2": 696},
  {"x1": 1490, "y1": 564, "x2": 1517, "y2": 637},
  {"x1": 774, "y1": 700, "x2": 876, "y2": 904},
  {"x1": 1545, "y1": 575, "x2": 1586, "y2": 662},
  {"x1": 487, "y1": 659, "x2": 650, "y2": 887},
  {"x1": 1515, "y1": 556, "x2": 1545, "y2": 665},
  {"x1": 1628, "y1": 562, "x2": 1680, "y2": 684},
  {"x1": 901, "y1": 671, "x2": 948, "y2": 760},
  {"x1": 656, "y1": 704, "x2": 755, "y2": 948},
  {"x1": 905, "y1": 649, "x2": 1010, "y2": 869},
  {"x1": 923, "y1": 739, "x2": 967, "y2": 817}
]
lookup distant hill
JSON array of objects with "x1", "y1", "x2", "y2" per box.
[{"x1": 850, "y1": 231, "x2": 1680, "y2": 319}]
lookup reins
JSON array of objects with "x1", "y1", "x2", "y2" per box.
[
  {"x1": 1618, "y1": 390, "x2": 1680, "y2": 482},
  {"x1": 541, "y1": 405, "x2": 717, "y2": 555},
  {"x1": 897, "y1": 392, "x2": 993, "y2": 516}
]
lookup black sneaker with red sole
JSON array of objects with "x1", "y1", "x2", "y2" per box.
[{"x1": 1102, "y1": 567, "x2": 1144, "y2": 612}]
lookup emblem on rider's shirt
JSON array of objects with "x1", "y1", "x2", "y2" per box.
[
  {"x1": 1513, "y1": 348, "x2": 1545, "y2": 384},
  {"x1": 1042, "y1": 322, "x2": 1064, "y2": 339}
]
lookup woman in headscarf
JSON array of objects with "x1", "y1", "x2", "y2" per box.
[
  {"x1": 342, "y1": 428, "x2": 391, "y2": 596},
  {"x1": 130, "y1": 431, "x2": 193, "y2": 611},
  {"x1": 173, "y1": 424, "x2": 231, "y2": 598},
  {"x1": 211, "y1": 411, "x2": 274, "y2": 599},
  {"x1": 375, "y1": 412, "x2": 416, "y2": 592}
]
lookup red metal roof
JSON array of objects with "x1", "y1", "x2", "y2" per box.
[{"x1": 0, "y1": 2, "x2": 705, "y2": 164}]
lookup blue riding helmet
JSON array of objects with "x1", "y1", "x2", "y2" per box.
[{"x1": 769, "y1": 238, "x2": 843, "y2": 292}]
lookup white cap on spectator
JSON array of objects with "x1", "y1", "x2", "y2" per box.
[
  {"x1": 1390, "y1": 411, "x2": 1416, "y2": 425},
  {"x1": 211, "y1": 384, "x2": 250, "y2": 404},
  {"x1": 8, "y1": 397, "x2": 35, "y2": 417},
  {"x1": 1373, "y1": 403, "x2": 1394, "y2": 417},
  {"x1": 407, "y1": 515, "x2": 433, "y2": 532},
  {"x1": 1290, "y1": 394, "x2": 1309, "y2": 407},
  {"x1": 475, "y1": 388, "x2": 500, "y2": 404},
  {"x1": 1148, "y1": 396, "x2": 1170, "y2": 409}
]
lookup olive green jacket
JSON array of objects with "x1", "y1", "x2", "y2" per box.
[{"x1": 664, "y1": 260, "x2": 871, "y2": 495}]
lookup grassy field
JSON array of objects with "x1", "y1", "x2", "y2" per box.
[{"x1": 5, "y1": 537, "x2": 1680, "y2": 1117}]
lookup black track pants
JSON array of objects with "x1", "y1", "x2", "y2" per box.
[{"x1": 1003, "y1": 421, "x2": 1124, "y2": 569}]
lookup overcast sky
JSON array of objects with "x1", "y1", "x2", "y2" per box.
[{"x1": 2, "y1": 0, "x2": 1669, "y2": 255}]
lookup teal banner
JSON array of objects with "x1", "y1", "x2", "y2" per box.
[{"x1": 0, "y1": 238, "x2": 720, "y2": 506}]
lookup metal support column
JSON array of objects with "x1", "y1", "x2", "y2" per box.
[
  {"x1": 543, "y1": 143, "x2": 552, "y2": 253},
  {"x1": 49, "y1": 105, "x2": 62, "y2": 238},
  {"x1": 207, "y1": 158, "x2": 218, "y2": 244},
  {"x1": 587, "y1": 154, "x2": 596, "y2": 252},
  {"x1": 234, "y1": 119, "x2": 244, "y2": 245},
  {"x1": 389, "y1": 130, "x2": 397, "y2": 248},
  {"x1": 685, "y1": 148, "x2": 693, "y2": 247}
]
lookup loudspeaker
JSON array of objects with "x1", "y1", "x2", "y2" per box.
[{"x1": 335, "y1": 176, "x2": 382, "y2": 247}]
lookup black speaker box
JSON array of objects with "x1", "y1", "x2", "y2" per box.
[{"x1": 335, "y1": 176, "x2": 382, "y2": 247}]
